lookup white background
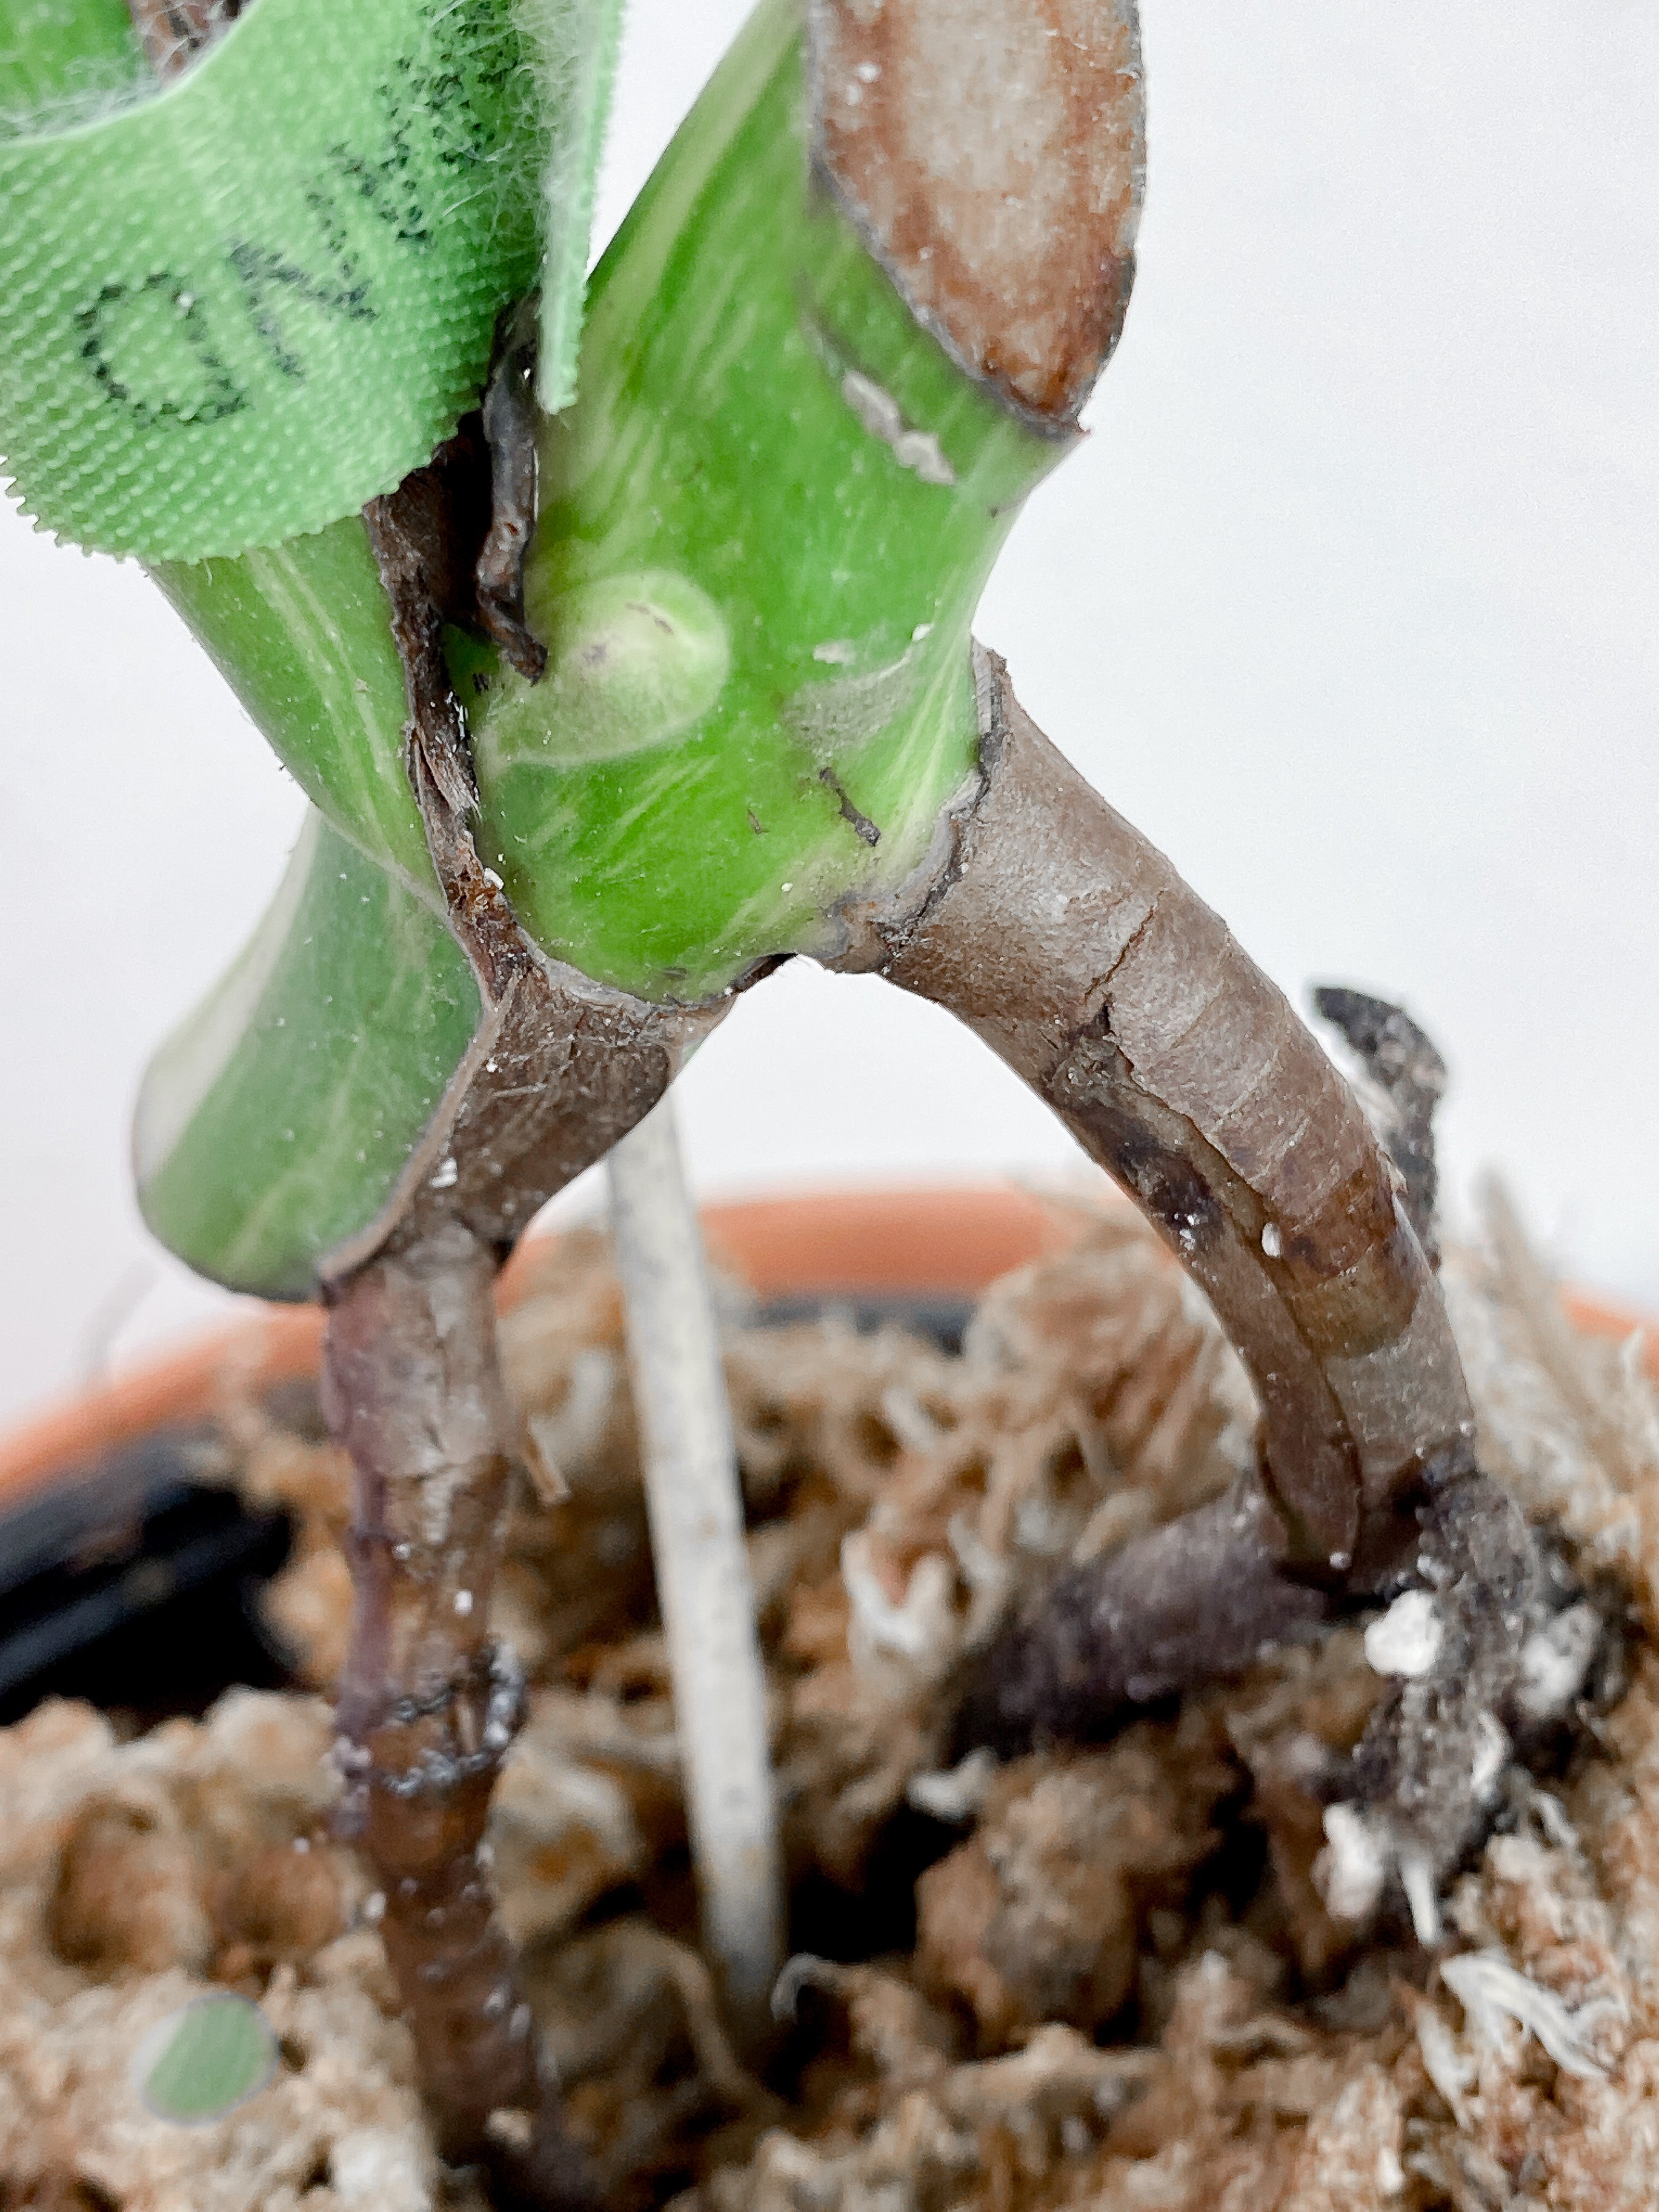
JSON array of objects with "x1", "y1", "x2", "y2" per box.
[{"x1": 2, "y1": 0, "x2": 1655, "y2": 1428}]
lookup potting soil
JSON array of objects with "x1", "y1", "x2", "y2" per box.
[{"x1": 0, "y1": 1191, "x2": 1655, "y2": 2209}]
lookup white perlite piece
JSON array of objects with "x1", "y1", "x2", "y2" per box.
[
  {"x1": 328, "y1": 2127, "x2": 434, "y2": 2211},
  {"x1": 907, "y1": 1747, "x2": 997, "y2": 1824},
  {"x1": 842, "y1": 1529, "x2": 956, "y2": 1667},
  {"x1": 1469, "y1": 1710, "x2": 1509, "y2": 1802},
  {"x1": 1318, "y1": 1804, "x2": 1388, "y2": 1924},
  {"x1": 1440, "y1": 1950, "x2": 1618, "y2": 2079},
  {"x1": 1364, "y1": 1588, "x2": 1444, "y2": 1678},
  {"x1": 608, "y1": 1100, "x2": 785, "y2": 2050},
  {"x1": 1518, "y1": 1602, "x2": 1601, "y2": 1719},
  {"x1": 1400, "y1": 1853, "x2": 1442, "y2": 1948}
]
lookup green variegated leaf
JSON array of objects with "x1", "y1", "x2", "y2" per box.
[{"x1": 136, "y1": 812, "x2": 477, "y2": 1299}]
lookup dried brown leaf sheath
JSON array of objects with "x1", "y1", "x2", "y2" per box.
[{"x1": 813, "y1": 0, "x2": 1145, "y2": 425}]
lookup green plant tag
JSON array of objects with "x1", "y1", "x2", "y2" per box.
[
  {"x1": 0, "y1": 0, "x2": 611, "y2": 559},
  {"x1": 135, "y1": 1993, "x2": 278, "y2": 2122}
]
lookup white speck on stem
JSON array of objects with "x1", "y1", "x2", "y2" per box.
[
  {"x1": 1261, "y1": 1220, "x2": 1283, "y2": 1258},
  {"x1": 453, "y1": 1589, "x2": 473, "y2": 1616},
  {"x1": 1365, "y1": 1588, "x2": 1443, "y2": 1678},
  {"x1": 429, "y1": 1155, "x2": 459, "y2": 1191},
  {"x1": 609, "y1": 1100, "x2": 784, "y2": 2053},
  {"x1": 840, "y1": 368, "x2": 956, "y2": 485}
]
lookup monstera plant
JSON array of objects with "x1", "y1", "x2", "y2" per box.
[{"x1": 0, "y1": 0, "x2": 1553, "y2": 2201}]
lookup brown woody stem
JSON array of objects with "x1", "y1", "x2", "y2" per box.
[
  {"x1": 324, "y1": 1225, "x2": 593, "y2": 2201},
  {"x1": 890, "y1": 652, "x2": 1475, "y2": 1559},
  {"x1": 841, "y1": 649, "x2": 1478, "y2": 1750},
  {"x1": 321, "y1": 419, "x2": 706, "y2": 2204}
]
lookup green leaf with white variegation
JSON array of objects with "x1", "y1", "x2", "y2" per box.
[{"x1": 135, "y1": 814, "x2": 479, "y2": 1300}]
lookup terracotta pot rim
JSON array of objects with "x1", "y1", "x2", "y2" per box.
[{"x1": 1, "y1": 1181, "x2": 1652, "y2": 1512}]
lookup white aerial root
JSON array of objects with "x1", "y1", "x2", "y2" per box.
[
  {"x1": 1440, "y1": 1949, "x2": 1620, "y2": 2080},
  {"x1": 608, "y1": 1097, "x2": 785, "y2": 2048}
]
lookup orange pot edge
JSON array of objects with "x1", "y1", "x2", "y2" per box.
[{"x1": 0, "y1": 1184, "x2": 1651, "y2": 1512}]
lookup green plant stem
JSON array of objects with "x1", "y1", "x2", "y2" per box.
[
  {"x1": 137, "y1": 0, "x2": 1076, "y2": 1296},
  {"x1": 149, "y1": 0, "x2": 1063, "y2": 999}
]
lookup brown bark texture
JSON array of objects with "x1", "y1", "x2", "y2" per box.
[
  {"x1": 859, "y1": 649, "x2": 1477, "y2": 1564},
  {"x1": 323, "y1": 1227, "x2": 596, "y2": 2205},
  {"x1": 836, "y1": 649, "x2": 1480, "y2": 1750}
]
